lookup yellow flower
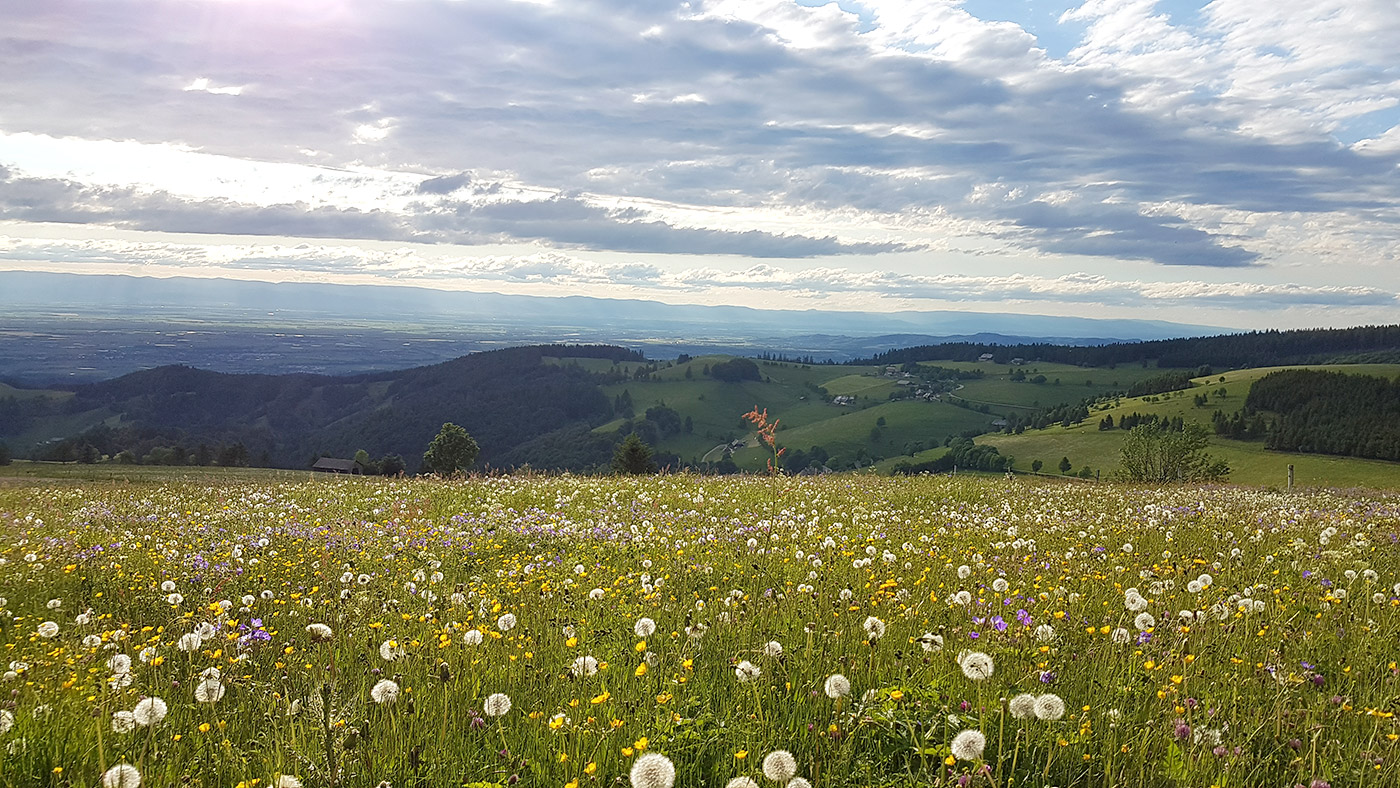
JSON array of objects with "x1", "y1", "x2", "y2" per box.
[
  {"x1": 198, "y1": 722, "x2": 211, "y2": 733},
  {"x1": 735, "y1": 750, "x2": 748, "y2": 760},
  {"x1": 584, "y1": 761, "x2": 598, "y2": 775},
  {"x1": 888, "y1": 689, "x2": 904, "y2": 701},
  {"x1": 566, "y1": 781, "x2": 579, "y2": 788},
  {"x1": 621, "y1": 747, "x2": 634, "y2": 757},
  {"x1": 633, "y1": 736, "x2": 648, "y2": 751},
  {"x1": 655, "y1": 692, "x2": 672, "y2": 704},
  {"x1": 635, "y1": 663, "x2": 648, "y2": 677},
  {"x1": 591, "y1": 691, "x2": 611, "y2": 705},
  {"x1": 635, "y1": 640, "x2": 647, "y2": 652}
]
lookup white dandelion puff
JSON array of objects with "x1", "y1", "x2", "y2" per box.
[
  {"x1": 629, "y1": 752, "x2": 676, "y2": 788},
  {"x1": 111, "y1": 710, "x2": 137, "y2": 734},
  {"x1": 1034, "y1": 693, "x2": 1066, "y2": 721},
  {"x1": 862, "y1": 616, "x2": 887, "y2": 640},
  {"x1": 762, "y1": 749, "x2": 798, "y2": 782},
  {"x1": 370, "y1": 679, "x2": 400, "y2": 705},
  {"x1": 102, "y1": 764, "x2": 141, "y2": 788},
  {"x1": 133, "y1": 697, "x2": 167, "y2": 726},
  {"x1": 1008, "y1": 693, "x2": 1037, "y2": 719},
  {"x1": 735, "y1": 660, "x2": 762, "y2": 682},
  {"x1": 824, "y1": 673, "x2": 851, "y2": 699},
  {"x1": 484, "y1": 692, "x2": 512, "y2": 717},
  {"x1": 194, "y1": 678, "x2": 225, "y2": 703},
  {"x1": 950, "y1": 729, "x2": 986, "y2": 761},
  {"x1": 959, "y1": 651, "x2": 994, "y2": 681},
  {"x1": 570, "y1": 655, "x2": 599, "y2": 678}
]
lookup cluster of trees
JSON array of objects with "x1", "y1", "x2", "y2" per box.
[
  {"x1": 860, "y1": 325, "x2": 1400, "y2": 370},
  {"x1": 1210, "y1": 409, "x2": 1270, "y2": 440},
  {"x1": 345, "y1": 449, "x2": 406, "y2": 476},
  {"x1": 995, "y1": 401, "x2": 1091, "y2": 434},
  {"x1": 709, "y1": 358, "x2": 762, "y2": 382},
  {"x1": 1245, "y1": 370, "x2": 1400, "y2": 461},
  {"x1": 1123, "y1": 372, "x2": 1196, "y2": 398},
  {"x1": 890, "y1": 437, "x2": 1012, "y2": 475}
]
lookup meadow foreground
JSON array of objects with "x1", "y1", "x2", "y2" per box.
[{"x1": 1, "y1": 474, "x2": 1397, "y2": 788}]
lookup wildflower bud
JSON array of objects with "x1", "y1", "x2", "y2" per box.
[{"x1": 438, "y1": 662, "x2": 452, "y2": 683}]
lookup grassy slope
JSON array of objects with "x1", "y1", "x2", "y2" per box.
[
  {"x1": 599, "y1": 357, "x2": 1003, "y2": 468},
  {"x1": 733, "y1": 399, "x2": 993, "y2": 468},
  {"x1": 0, "y1": 382, "x2": 73, "y2": 401},
  {"x1": 982, "y1": 363, "x2": 1400, "y2": 489},
  {"x1": 935, "y1": 360, "x2": 1176, "y2": 411},
  {"x1": 0, "y1": 459, "x2": 311, "y2": 484}
]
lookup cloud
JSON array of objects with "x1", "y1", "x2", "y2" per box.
[
  {"x1": 2, "y1": 236, "x2": 1391, "y2": 312},
  {"x1": 0, "y1": 167, "x2": 910, "y2": 257},
  {"x1": 0, "y1": 0, "x2": 1396, "y2": 280}
]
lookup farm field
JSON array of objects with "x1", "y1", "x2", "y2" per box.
[{"x1": 2, "y1": 474, "x2": 1398, "y2": 788}]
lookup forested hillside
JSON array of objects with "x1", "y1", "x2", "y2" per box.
[
  {"x1": 1245, "y1": 369, "x2": 1400, "y2": 461},
  {"x1": 7, "y1": 345, "x2": 640, "y2": 471},
  {"x1": 863, "y1": 324, "x2": 1400, "y2": 369}
]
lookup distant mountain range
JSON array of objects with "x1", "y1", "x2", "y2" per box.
[{"x1": 1, "y1": 271, "x2": 1227, "y2": 381}]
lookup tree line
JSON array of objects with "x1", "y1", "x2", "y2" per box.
[{"x1": 858, "y1": 325, "x2": 1400, "y2": 369}]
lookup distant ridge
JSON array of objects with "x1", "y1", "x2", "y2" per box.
[{"x1": 1, "y1": 270, "x2": 1225, "y2": 339}]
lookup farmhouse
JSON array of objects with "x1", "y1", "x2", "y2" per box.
[{"x1": 311, "y1": 457, "x2": 362, "y2": 474}]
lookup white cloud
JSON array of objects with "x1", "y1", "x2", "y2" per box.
[{"x1": 0, "y1": 0, "x2": 1397, "y2": 323}]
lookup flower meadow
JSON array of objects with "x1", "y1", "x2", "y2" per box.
[{"x1": 2, "y1": 474, "x2": 1399, "y2": 788}]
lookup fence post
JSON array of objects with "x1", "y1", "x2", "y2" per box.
[{"x1": 1287, "y1": 464, "x2": 1294, "y2": 491}]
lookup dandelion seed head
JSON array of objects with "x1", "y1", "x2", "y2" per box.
[
  {"x1": 735, "y1": 660, "x2": 761, "y2": 682},
  {"x1": 132, "y1": 697, "x2": 167, "y2": 726},
  {"x1": 1009, "y1": 693, "x2": 1037, "y2": 719},
  {"x1": 628, "y1": 752, "x2": 676, "y2": 788},
  {"x1": 959, "y1": 651, "x2": 994, "y2": 681},
  {"x1": 484, "y1": 692, "x2": 512, "y2": 717},
  {"x1": 1034, "y1": 693, "x2": 1066, "y2": 721},
  {"x1": 950, "y1": 729, "x2": 986, "y2": 761},
  {"x1": 102, "y1": 764, "x2": 141, "y2": 788},
  {"x1": 824, "y1": 673, "x2": 851, "y2": 699},
  {"x1": 371, "y1": 679, "x2": 400, "y2": 705},
  {"x1": 762, "y1": 749, "x2": 798, "y2": 782}
]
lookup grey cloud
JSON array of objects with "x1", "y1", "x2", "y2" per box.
[
  {"x1": 0, "y1": 168, "x2": 909, "y2": 257},
  {"x1": 1, "y1": 0, "x2": 1397, "y2": 270},
  {"x1": 416, "y1": 173, "x2": 472, "y2": 194}
]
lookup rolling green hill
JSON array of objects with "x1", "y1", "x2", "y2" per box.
[
  {"x1": 981, "y1": 364, "x2": 1400, "y2": 489},
  {"x1": 5, "y1": 343, "x2": 1397, "y2": 488}
]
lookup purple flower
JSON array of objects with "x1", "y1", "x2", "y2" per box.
[
  {"x1": 1039, "y1": 671, "x2": 1057, "y2": 684},
  {"x1": 991, "y1": 616, "x2": 1007, "y2": 632},
  {"x1": 1016, "y1": 609, "x2": 1032, "y2": 626}
]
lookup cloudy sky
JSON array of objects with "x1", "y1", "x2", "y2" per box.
[{"x1": 2, "y1": 0, "x2": 1397, "y2": 328}]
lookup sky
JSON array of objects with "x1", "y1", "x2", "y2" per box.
[{"x1": 1, "y1": 0, "x2": 1398, "y2": 329}]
